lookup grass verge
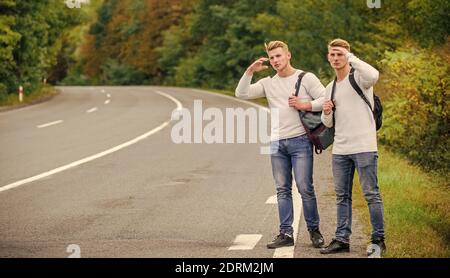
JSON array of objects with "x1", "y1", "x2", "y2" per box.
[
  {"x1": 353, "y1": 146, "x2": 450, "y2": 257},
  {"x1": 0, "y1": 85, "x2": 58, "y2": 110}
]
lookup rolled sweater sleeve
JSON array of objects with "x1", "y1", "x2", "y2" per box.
[
  {"x1": 347, "y1": 53, "x2": 379, "y2": 89},
  {"x1": 235, "y1": 73, "x2": 267, "y2": 99},
  {"x1": 321, "y1": 84, "x2": 334, "y2": 128},
  {"x1": 306, "y1": 74, "x2": 326, "y2": 111}
]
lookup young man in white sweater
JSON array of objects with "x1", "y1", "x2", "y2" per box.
[
  {"x1": 320, "y1": 39, "x2": 386, "y2": 257},
  {"x1": 235, "y1": 41, "x2": 326, "y2": 249}
]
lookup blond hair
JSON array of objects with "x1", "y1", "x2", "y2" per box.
[
  {"x1": 328, "y1": 38, "x2": 351, "y2": 51},
  {"x1": 264, "y1": 41, "x2": 289, "y2": 54}
]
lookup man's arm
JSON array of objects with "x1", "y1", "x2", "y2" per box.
[
  {"x1": 307, "y1": 74, "x2": 326, "y2": 111},
  {"x1": 235, "y1": 57, "x2": 268, "y2": 99},
  {"x1": 235, "y1": 73, "x2": 266, "y2": 99},
  {"x1": 321, "y1": 86, "x2": 334, "y2": 128},
  {"x1": 321, "y1": 102, "x2": 334, "y2": 128},
  {"x1": 347, "y1": 53, "x2": 379, "y2": 89},
  {"x1": 288, "y1": 74, "x2": 325, "y2": 111}
]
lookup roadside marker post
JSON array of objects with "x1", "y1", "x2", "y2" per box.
[{"x1": 18, "y1": 86, "x2": 23, "y2": 102}]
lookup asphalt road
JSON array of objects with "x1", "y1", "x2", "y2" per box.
[{"x1": 0, "y1": 86, "x2": 300, "y2": 258}]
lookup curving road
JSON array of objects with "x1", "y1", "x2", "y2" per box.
[{"x1": 0, "y1": 86, "x2": 303, "y2": 258}]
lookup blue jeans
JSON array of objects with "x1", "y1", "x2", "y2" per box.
[
  {"x1": 270, "y1": 135, "x2": 320, "y2": 236},
  {"x1": 332, "y1": 152, "x2": 385, "y2": 243}
]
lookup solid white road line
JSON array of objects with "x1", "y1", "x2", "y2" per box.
[
  {"x1": 273, "y1": 182, "x2": 302, "y2": 258},
  {"x1": 37, "y1": 120, "x2": 63, "y2": 129},
  {"x1": 104, "y1": 99, "x2": 110, "y2": 105},
  {"x1": 86, "y1": 107, "x2": 98, "y2": 113},
  {"x1": 190, "y1": 89, "x2": 270, "y2": 113},
  {"x1": 265, "y1": 195, "x2": 277, "y2": 204},
  {"x1": 156, "y1": 90, "x2": 183, "y2": 111},
  {"x1": 0, "y1": 90, "x2": 183, "y2": 193},
  {"x1": 228, "y1": 234, "x2": 263, "y2": 250}
]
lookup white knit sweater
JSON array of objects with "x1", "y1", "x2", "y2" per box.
[
  {"x1": 235, "y1": 69, "x2": 325, "y2": 141},
  {"x1": 321, "y1": 54, "x2": 379, "y2": 155}
]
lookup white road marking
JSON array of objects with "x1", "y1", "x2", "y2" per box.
[
  {"x1": 37, "y1": 120, "x2": 63, "y2": 129},
  {"x1": 0, "y1": 90, "x2": 183, "y2": 193},
  {"x1": 273, "y1": 182, "x2": 302, "y2": 258},
  {"x1": 104, "y1": 99, "x2": 110, "y2": 105},
  {"x1": 265, "y1": 195, "x2": 277, "y2": 204},
  {"x1": 101, "y1": 89, "x2": 105, "y2": 93},
  {"x1": 228, "y1": 234, "x2": 262, "y2": 250},
  {"x1": 191, "y1": 89, "x2": 270, "y2": 113},
  {"x1": 86, "y1": 107, "x2": 98, "y2": 113},
  {"x1": 192, "y1": 88, "x2": 304, "y2": 257},
  {"x1": 156, "y1": 90, "x2": 183, "y2": 111},
  {"x1": 106, "y1": 94, "x2": 111, "y2": 98}
]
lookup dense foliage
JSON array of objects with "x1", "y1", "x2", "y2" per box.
[{"x1": 0, "y1": 0, "x2": 84, "y2": 99}]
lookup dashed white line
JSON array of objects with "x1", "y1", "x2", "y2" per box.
[
  {"x1": 265, "y1": 195, "x2": 277, "y2": 204},
  {"x1": 106, "y1": 94, "x2": 111, "y2": 98},
  {"x1": 0, "y1": 90, "x2": 182, "y2": 193},
  {"x1": 104, "y1": 99, "x2": 111, "y2": 105},
  {"x1": 37, "y1": 120, "x2": 63, "y2": 129},
  {"x1": 228, "y1": 234, "x2": 262, "y2": 250},
  {"x1": 86, "y1": 107, "x2": 98, "y2": 113},
  {"x1": 191, "y1": 88, "x2": 305, "y2": 257},
  {"x1": 273, "y1": 183, "x2": 302, "y2": 258}
]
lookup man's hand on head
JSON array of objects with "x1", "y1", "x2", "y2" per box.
[
  {"x1": 246, "y1": 57, "x2": 269, "y2": 75},
  {"x1": 331, "y1": 46, "x2": 349, "y2": 56}
]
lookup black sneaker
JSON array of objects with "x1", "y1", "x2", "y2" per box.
[
  {"x1": 309, "y1": 229, "x2": 325, "y2": 248},
  {"x1": 367, "y1": 239, "x2": 386, "y2": 258},
  {"x1": 320, "y1": 239, "x2": 350, "y2": 254},
  {"x1": 266, "y1": 233, "x2": 294, "y2": 249}
]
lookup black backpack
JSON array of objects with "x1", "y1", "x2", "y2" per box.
[{"x1": 348, "y1": 68, "x2": 383, "y2": 130}]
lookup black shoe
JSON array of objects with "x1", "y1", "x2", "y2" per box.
[
  {"x1": 367, "y1": 239, "x2": 386, "y2": 258},
  {"x1": 320, "y1": 239, "x2": 350, "y2": 254},
  {"x1": 266, "y1": 233, "x2": 294, "y2": 249},
  {"x1": 309, "y1": 229, "x2": 325, "y2": 248}
]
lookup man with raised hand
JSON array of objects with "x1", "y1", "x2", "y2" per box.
[
  {"x1": 320, "y1": 38, "x2": 386, "y2": 257},
  {"x1": 235, "y1": 41, "x2": 326, "y2": 249}
]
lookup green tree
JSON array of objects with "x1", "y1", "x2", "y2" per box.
[
  {"x1": 0, "y1": 0, "x2": 20, "y2": 97},
  {"x1": 379, "y1": 47, "x2": 450, "y2": 174},
  {"x1": 80, "y1": 0, "x2": 196, "y2": 85},
  {"x1": 160, "y1": 0, "x2": 277, "y2": 88},
  {"x1": 0, "y1": 0, "x2": 83, "y2": 100}
]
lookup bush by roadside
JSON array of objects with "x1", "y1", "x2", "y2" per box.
[
  {"x1": 377, "y1": 46, "x2": 449, "y2": 177},
  {"x1": 0, "y1": 85, "x2": 58, "y2": 111}
]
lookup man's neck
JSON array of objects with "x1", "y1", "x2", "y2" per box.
[
  {"x1": 277, "y1": 65, "x2": 297, "y2": 78},
  {"x1": 335, "y1": 64, "x2": 351, "y2": 81}
]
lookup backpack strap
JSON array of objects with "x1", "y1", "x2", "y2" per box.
[
  {"x1": 294, "y1": 71, "x2": 308, "y2": 96},
  {"x1": 348, "y1": 68, "x2": 373, "y2": 112},
  {"x1": 331, "y1": 78, "x2": 336, "y2": 128}
]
